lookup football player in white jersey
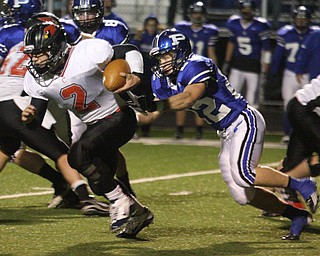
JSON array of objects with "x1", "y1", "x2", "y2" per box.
[
  {"x1": 0, "y1": 5, "x2": 109, "y2": 214},
  {"x1": 22, "y1": 21, "x2": 153, "y2": 238}
]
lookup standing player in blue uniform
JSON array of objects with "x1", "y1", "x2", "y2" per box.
[
  {"x1": 271, "y1": 6, "x2": 318, "y2": 143},
  {"x1": 295, "y1": 28, "x2": 320, "y2": 82},
  {"x1": 223, "y1": 0, "x2": 271, "y2": 109},
  {"x1": 142, "y1": 28, "x2": 319, "y2": 240},
  {"x1": 173, "y1": 1, "x2": 219, "y2": 139}
]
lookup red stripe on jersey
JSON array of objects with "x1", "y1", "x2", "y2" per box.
[{"x1": 60, "y1": 47, "x2": 75, "y2": 77}]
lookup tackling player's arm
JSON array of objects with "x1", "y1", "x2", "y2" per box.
[{"x1": 149, "y1": 82, "x2": 206, "y2": 112}]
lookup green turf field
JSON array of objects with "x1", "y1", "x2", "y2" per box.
[{"x1": 0, "y1": 135, "x2": 319, "y2": 256}]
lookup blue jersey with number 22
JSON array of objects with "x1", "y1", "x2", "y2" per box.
[{"x1": 151, "y1": 54, "x2": 248, "y2": 131}]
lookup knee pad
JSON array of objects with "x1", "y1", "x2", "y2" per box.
[{"x1": 81, "y1": 158, "x2": 116, "y2": 196}]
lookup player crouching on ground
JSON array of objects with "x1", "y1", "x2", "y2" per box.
[{"x1": 21, "y1": 19, "x2": 153, "y2": 238}]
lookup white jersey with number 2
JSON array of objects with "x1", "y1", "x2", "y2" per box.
[{"x1": 24, "y1": 39, "x2": 121, "y2": 124}]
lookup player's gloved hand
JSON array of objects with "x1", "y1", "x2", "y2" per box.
[
  {"x1": 137, "y1": 95, "x2": 158, "y2": 112},
  {"x1": 221, "y1": 62, "x2": 230, "y2": 75}
]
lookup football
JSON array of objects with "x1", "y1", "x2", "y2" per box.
[{"x1": 103, "y1": 59, "x2": 131, "y2": 92}]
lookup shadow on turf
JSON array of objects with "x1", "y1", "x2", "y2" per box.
[
  {"x1": 0, "y1": 207, "x2": 84, "y2": 226},
  {"x1": 41, "y1": 240, "x2": 316, "y2": 256}
]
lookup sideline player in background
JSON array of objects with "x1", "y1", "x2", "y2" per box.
[
  {"x1": 173, "y1": 1, "x2": 219, "y2": 139},
  {"x1": 140, "y1": 28, "x2": 318, "y2": 240},
  {"x1": 22, "y1": 20, "x2": 153, "y2": 238},
  {"x1": 270, "y1": 6, "x2": 318, "y2": 144},
  {"x1": 223, "y1": 0, "x2": 271, "y2": 109}
]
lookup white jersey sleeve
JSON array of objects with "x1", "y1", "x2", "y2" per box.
[{"x1": 295, "y1": 77, "x2": 320, "y2": 105}]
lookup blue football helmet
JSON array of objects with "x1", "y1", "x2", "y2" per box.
[
  {"x1": 2, "y1": 0, "x2": 43, "y2": 25},
  {"x1": 293, "y1": 5, "x2": 311, "y2": 20},
  {"x1": 150, "y1": 29, "x2": 192, "y2": 78},
  {"x1": 188, "y1": 1, "x2": 207, "y2": 25},
  {"x1": 72, "y1": 0, "x2": 104, "y2": 34},
  {"x1": 239, "y1": 0, "x2": 257, "y2": 10}
]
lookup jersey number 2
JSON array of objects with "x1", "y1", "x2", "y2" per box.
[{"x1": 61, "y1": 84, "x2": 100, "y2": 113}]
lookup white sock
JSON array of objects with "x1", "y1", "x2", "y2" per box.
[{"x1": 105, "y1": 185, "x2": 127, "y2": 202}]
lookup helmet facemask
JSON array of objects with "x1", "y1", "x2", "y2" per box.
[
  {"x1": 150, "y1": 29, "x2": 192, "y2": 79},
  {"x1": 72, "y1": 1, "x2": 104, "y2": 34}
]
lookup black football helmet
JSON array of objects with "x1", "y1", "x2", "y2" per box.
[
  {"x1": 72, "y1": 0, "x2": 104, "y2": 34},
  {"x1": 24, "y1": 21, "x2": 69, "y2": 84},
  {"x1": 25, "y1": 11, "x2": 61, "y2": 29},
  {"x1": 149, "y1": 29, "x2": 192, "y2": 78}
]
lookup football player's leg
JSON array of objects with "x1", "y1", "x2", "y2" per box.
[
  {"x1": 245, "y1": 72, "x2": 259, "y2": 108},
  {"x1": 116, "y1": 150, "x2": 136, "y2": 196},
  {"x1": 229, "y1": 68, "x2": 245, "y2": 95}
]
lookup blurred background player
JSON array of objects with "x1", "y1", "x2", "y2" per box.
[
  {"x1": 103, "y1": 0, "x2": 127, "y2": 27},
  {"x1": 223, "y1": 0, "x2": 271, "y2": 109},
  {"x1": 173, "y1": 1, "x2": 219, "y2": 139},
  {"x1": 295, "y1": 22, "x2": 320, "y2": 83},
  {"x1": 270, "y1": 6, "x2": 318, "y2": 144},
  {"x1": 0, "y1": 0, "x2": 109, "y2": 215},
  {"x1": 131, "y1": 14, "x2": 161, "y2": 137}
]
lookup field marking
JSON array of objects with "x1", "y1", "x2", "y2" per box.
[{"x1": 0, "y1": 162, "x2": 279, "y2": 200}]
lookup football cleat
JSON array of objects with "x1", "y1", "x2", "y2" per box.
[
  {"x1": 80, "y1": 198, "x2": 110, "y2": 216},
  {"x1": 295, "y1": 178, "x2": 319, "y2": 214},
  {"x1": 117, "y1": 207, "x2": 154, "y2": 238},
  {"x1": 109, "y1": 196, "x2": 133, "y2": 232},
  {"x1": 275, "y1": 188, "x2": 305, "y2": 210},
  {"x1": 282, "y1": 212, "x2": 312, "y2": 241}
]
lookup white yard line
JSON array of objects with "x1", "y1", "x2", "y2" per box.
[{"x1": 0, "y1": 162, "x2": 279, "y2": 200}]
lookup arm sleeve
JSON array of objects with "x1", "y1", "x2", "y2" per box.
[
  {"x1": 27, "y1": 98, "x2": 49, "y2": 129},
  {"x1": 112, "y1": 44, "x2": 144, "y2": 78}
]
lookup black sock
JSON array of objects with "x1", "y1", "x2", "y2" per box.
[
  {"x1": 177, "y1": 126, "x2": 184, "y2": 134},
  {"x1": 281, "y1": 205, "x2": 308, "y2": 220},
  {"x1": 196, "y1": 126, "x2": 203, "y2": 134},
  {"x1": 39, "y1": 163, "x2": 65, "y2": 185},
  {"x1": 117, "y1": 173, "x2": 136, "y2": 197},
  {"x1": 74, "y1": 183, "x2": 91, "y2": 201}
]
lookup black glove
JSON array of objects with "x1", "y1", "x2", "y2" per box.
[{"x1": 137, "y1": 95, "x2": 158, "y2": 112}]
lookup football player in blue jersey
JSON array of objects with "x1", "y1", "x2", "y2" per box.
[
  {"x1": 295, "y1": 24, "x2": 320, "y2": 82},
  {"x1": 271, "y1": 6, "x2": 318, "y2": 144},
  {"x1": 72, "y1": 0, "x2": 128, "y2": 43},
  {"x1": 0, "y1": 1, "x2": 110, "y2": 214},
  {"x1": 173, "y1": 1, "x2": 219, "y2": 139},
  {"x1": 223, "y1": 0, "x2": 271, "y2": 109},
  {"x1": 103, "y1": 0, "x2": 128, "y2": 28},
  {"x1": 140, "y1": 28, "x2": 319, "y2": 240}
]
